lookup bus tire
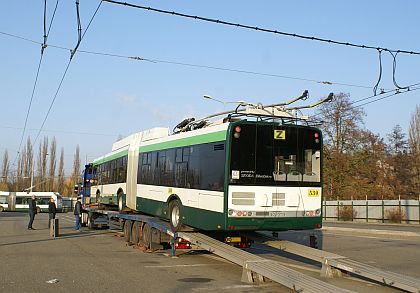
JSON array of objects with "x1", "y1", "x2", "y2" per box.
[
  {"x1": 143, "y1": 223, "x2": 151, "y2": 249},
  {"x1": 123, "y1": 220, "x2": 132, "y2": 243},
  {"x1": 169, "y1": 199, "x2": 183, "y2": 232},
  {"x1": 0, "y1": 206, "x2": 3, "y2": 212},
  {"x1": 118, "y1": 193, "x2": 125, "y2": 213},
  {"x1": 36, "y1": 206, "x2": 41, "y2": 214},
  {"x1": 96, "y1": 191, "x2": 101, "y2": 204},
  {"x1": 131, "y1": 222, "x2": 140, "y2": 245}
]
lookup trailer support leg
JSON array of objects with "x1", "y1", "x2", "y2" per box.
[
  {"x1": 321, "y1": 258, "x2": 343, "y2": 278},
  {"x1": 170, "y1": 237, "x2": 176, "y2": 257},
  {"x1": 241, "y1": 268, "x2": 265, "y2": 284}
]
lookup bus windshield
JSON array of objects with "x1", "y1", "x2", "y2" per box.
[{"x1": 229, "y1": 123, "x2": 322, "y2": 186}]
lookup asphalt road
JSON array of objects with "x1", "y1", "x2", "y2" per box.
[{"x1": 1, "y1": 212, "x2": 419, "y2": 293}]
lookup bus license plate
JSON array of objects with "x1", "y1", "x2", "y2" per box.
[
  {"x1": 269, "y1": 211, "x2": 285, "y2": 217},
  {"x1": 308, "y1": 189, "x2": 320, "y2": 197}
]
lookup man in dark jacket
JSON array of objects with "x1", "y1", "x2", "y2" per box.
[
  {"x1": 74, "y1": 197, "x2": 82, "y2": 231},
  {"x1": 27, "y1": 194, "x2": 37, "y2": 230},
  {"x1": 48, "y1": 197, "x2": 56, "y2": 228}
]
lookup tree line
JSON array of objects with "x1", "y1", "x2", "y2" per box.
[
  {"x1": 0, "y1": 137, "x2": 81, "y2": 196},
  {"x1": 317, "y1": 93, "x2": 420, "y2": 200}
]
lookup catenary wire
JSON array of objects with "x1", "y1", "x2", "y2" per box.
[
  {"x1": 12, "y1": 0, "x2": 60, "y2": 168},
  {"x1": 32, "y1": 0, "x2": 103, "y2": 146},
  {"x1": 102, "y1": 0, "x2": 420, "y2": 56},
  {"x1": 350, "y1": 81, "x2": 420, "y2": 106},
  {"x1": 0, "y1": 125, "x2": 120, "y2": 137},
  {"x1": 0, "y1": 30, "x2": 375, "y2": 90}
]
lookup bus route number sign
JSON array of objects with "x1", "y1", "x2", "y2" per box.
[
  {"x1": 274, "y1": 130, "x2": 286, "y2": 140},
  {"x1": 308, "y1": 189, "x2": 320, "y2": 197}
]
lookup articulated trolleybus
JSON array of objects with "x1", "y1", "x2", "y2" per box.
[{"x1": 83, "y1": 91, "x2": 329, "y2": 233}]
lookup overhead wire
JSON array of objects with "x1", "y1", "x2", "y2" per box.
[
  {"x1": 0, "y1": 29, "x2": 375, "y2": 90},
  {"x1": 351, "y1": 81, "x2": 420, "y2": 106},
  {"x1": 12, "y1": 0, "x2": 60, "y2": 168},
  {"x1": 102, "y1": 0, "x2": 420, "y2": 56},
  {"x1": 0, "y1": 125, "x2": 120, "y2": 137},
  {"x1": 32, "y1": 0, "x2": 103, "y2": 146},
  {"x1": 389, "y1": 51, "x2": 409, "y2": 90}
]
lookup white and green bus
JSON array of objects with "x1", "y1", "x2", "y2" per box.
[
  {"x1": 0, "y1": 191, "x2": 8, "y2": 212},
  {"x1": 5, "y1": 192, "x2": 63, "y2": 213},
  {"x1": 87, "y1": 104, "x2": 323, "y2": 232}
]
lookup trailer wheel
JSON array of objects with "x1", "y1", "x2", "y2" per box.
[
  {"x1": 131, "y1": 222, "x2": 140, "y2": 245},
  {"x1": 123, "y1": 220, "x2": 133, "y2": 243},
  {"x1": 81, "y1": 213, "x2": 88, "y2": 227},
  {"x1": 143, "y1": 223, "x2": 151, "y2": 249},
  {"x1": 87, "y1": 214, "x2": 94, "y2": 230},
  {"x1": 169, "y1": 200, "x2": 183, "y2": 231}
]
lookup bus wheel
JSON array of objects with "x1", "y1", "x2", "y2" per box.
[
  {"x1": 0, "y1": 206, "x2": 3, "y2": 212},
  {"x1": 131, "y1": 222, "x2": 140, "y2": 245},
  {"x1": 118, "y1": 193, "x2": 125, "y2": 213},
  {"x1": 169, "y1": 200, "x2": 182, "y2": 231},
  {"x1": 36, "y1": 207, "x2": 41, "y2": 214},
  {"x1": 143, "y1": 223, "x2": 151, "y2": 249},
  {"x1": 96, "y1": 191, "x2": 101, "y2": 204},
  {"x1": 123, "y1": 220, "x2": 132, "y2": 243}
]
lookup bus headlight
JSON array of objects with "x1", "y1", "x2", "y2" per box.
[{"x1": 315, "y1": 209, "x2": 321, "y2": 215}]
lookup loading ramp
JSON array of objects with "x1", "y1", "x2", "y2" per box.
[
  {"x1": 244, "y1": 232, "x2": 420, "y2": 293},
  {"x1": 179, "y1": 232, "x2": 355, "y2": 293}
]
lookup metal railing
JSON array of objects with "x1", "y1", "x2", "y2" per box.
[{"x1": 323, "y1": 199, "x2": 420, "y2": 224}]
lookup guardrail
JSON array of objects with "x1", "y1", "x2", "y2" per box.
[{"x1": 323, "y1": 199, "x2": 420, "y2": 224}]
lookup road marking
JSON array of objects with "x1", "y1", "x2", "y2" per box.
[{"x1": 144, "y1": 264, "x2": 228, "y2": 268}]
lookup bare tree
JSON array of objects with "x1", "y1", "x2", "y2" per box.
[
  {"x1": 71, "y1": 145, "x2": 81, "y2": 195},
  {"x1": 317, "y1": 93, "x2": 366, "y2": 199},
  {"x1": 16, "y1": 151, "x2": 27, "y2": 192},
  {"x1": 23, "y1": 137, "x2": 33, "y2": 191},
  {"x1": 317, "y1": 93, "x2": 365, "y2": 154},
  {"x1": 57, "y1": 148, "x2": 65, "y2": 195},
  {"x1": 408, "y1": 105, "x2": 420, "y2": 197},
  {"x1": 37, "y1": 137, "x2": 49, "y2": 191},
  {"x1": 0, "y1": 150, "x2": 10, "y2": 191},
  {"x1": 48, "y1": 137, "x2": 57, "y2": 191}
]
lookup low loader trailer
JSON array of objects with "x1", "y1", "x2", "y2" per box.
[{"x1": 80, "y1": 205, "x2": 420, "y2": 293}]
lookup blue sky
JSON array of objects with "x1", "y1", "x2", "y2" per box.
[{"x1": 1, "y1": 0, "x2": 419, "y2": 175}]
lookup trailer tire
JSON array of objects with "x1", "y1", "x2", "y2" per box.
[
  {"x1": 169, "y1": 199, "x2": 183, "y2": 231},
  {"x1": 143, "y1": 223, "x2": 151, "y2": 249},
  {"x1": 81, "y1": 213, "x2": 88, "y2": 227},
  {"x1": 131, "y1": 222, "x2": 140, "y2": 245},
  {"x1": 87, "y1": 214, "x2": 94, "y2": 230},
  {"x1": 123, "y1": 220, "x2": 132, "y2": 243}
]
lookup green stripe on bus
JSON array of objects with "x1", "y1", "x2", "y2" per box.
[
  {"x1": 93, "y1": 149, "x2": 128, "y2": 165},
  {"x1": 139, "y1": 130, "x2": 227, "y2": 153}
]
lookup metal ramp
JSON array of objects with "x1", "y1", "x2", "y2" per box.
[
  {"x1": 245, "y1": 232, "x2": 420, "y2": 293},
  {"x1": 178, "y1": 232, "x2": 355, "y2": 293}
]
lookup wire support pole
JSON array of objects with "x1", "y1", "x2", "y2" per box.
[{"x1": 103, "y1": 0, "x2": 420, "y2": 56}]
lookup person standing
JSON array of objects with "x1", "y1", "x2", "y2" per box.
[
  {"x1": 27, "y1": 194, "x2": 37, "y2": 230},
  {"x1": 48, "y1": 197, "x2": 57, "y2": 228},
  {"x1": 74, "y1": 197, "x2": 82, "y2": 231}
]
